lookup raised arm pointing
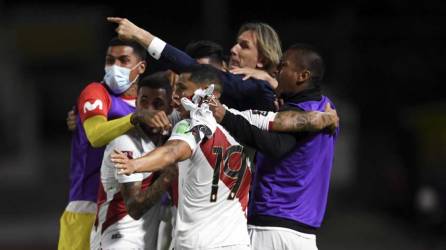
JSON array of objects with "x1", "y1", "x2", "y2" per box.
[{"x1": 107, "y1": 17, "x2": 154, "y2": 48}]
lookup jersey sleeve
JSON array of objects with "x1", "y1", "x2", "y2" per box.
[
  {"x1": 103, "y1": 134, "x2": 144, "y2": 183},
  {"x1": 168, "y1": 109, "x2": 182, "y2": 126},
  {"x1": 226, "y1": 106, "x2": 277, "y2": 131},
  {"x1": 77, "y1": 83, "x2": 112, "y2": 122},
  {"x1": 168, "y1": 119, "x2": 200, "y2": 152}
]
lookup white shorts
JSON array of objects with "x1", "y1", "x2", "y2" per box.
[
  {"x1": 248, "y1": 225, "x2": 318, "y2": 250},
  {"x1": 98, "y1": 216, "x2": 160, "y2": 250}
]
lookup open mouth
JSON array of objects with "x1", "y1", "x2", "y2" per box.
[{"x1": 229, "y1": 58, "x2": 240, "y2": 68}]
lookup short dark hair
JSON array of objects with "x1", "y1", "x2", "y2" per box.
[
  {"x1": 108, "y1": 37, "x2": 147, "y2": 61},
  {"x1": 185, "y1": 40, "x2": 226, "y2": 66},
  {"x1": 287, "y1": 43, "x2": 325, "y2": 84},
  {"x1": 138, "y1": 71, "x2": 172, "y2": 97},
  {"x1": 184, "y1": 64, "x2": 223, "y2": 93}
]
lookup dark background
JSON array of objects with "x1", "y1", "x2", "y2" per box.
[{"x1": 0, "y1": 0, "x2": 445, "y2": 249}]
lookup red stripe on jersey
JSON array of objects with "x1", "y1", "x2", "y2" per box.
[
  {"x1": 101, "y1": 191, "x2": 127, "y2": 234},
  {"x1": 200, "y1": 128, "x2": 231, "y2": 167},
  {"x1": 141, "y1": 173, "x2": 157, "y2": 191},
  {"x1": 268, "y1": 121, "x2": 274, "y2": 131},
  {"x1": 169, "y1": 177, "x2": 179, "y2": 208},
  {"x1": 94, "y1": 182, "x2": 107, "y2": 228},
  {"x1": 101, "y1": 174, "x2": 156, "y2": 234},
  {"x1": 200, "y1": 128, "x2": 251, "y2": 211}
]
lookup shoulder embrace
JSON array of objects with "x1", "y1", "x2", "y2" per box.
[{"x1": 107, "y1": 132, "x2": 135, "y2": 151}]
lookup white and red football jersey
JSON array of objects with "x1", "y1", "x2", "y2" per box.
[
  {"x1": 92, "y1": 128, "x2": 163, "y2": 250},
  {"x1": 168, "y1": 119, "x2": 252, "y2": 249},
  {"x1": 225, "y1": 106, "x2": 277, "y2": 131}
]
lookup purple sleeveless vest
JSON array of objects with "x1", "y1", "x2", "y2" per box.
[
  {"x1": 249, "y1": 96, "x2": 338, "y2": 228},
  {"x1": 68, "y1": 86, "x2": 135, "y2": 202}
]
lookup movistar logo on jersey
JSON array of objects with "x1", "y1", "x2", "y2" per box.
[
  {"x1": 175, "y1": 121, "x2": 191, "y2": 135},
  {"x1": 83, "y1": 100, "x2": 103, "y2": 113}
]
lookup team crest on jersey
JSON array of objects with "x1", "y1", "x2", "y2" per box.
[
  {"x1": 190, "y1": 125, "x2": 211, "y2": 143},
  {"x1": 83, "y1": 100, "x2": 103, "y2": 113},
  {"x1": 121, "y1": 151, "x2": 134, "y2": 159}
]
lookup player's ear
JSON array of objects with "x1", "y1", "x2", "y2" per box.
[
  {"x1": 296, "y1": 69, "x2": 310, "y2": 83},
  {"x1": 256, "y1": 61, "x2": 264, "y2": 69},
  {"x1": 138, "y1": 61, "x2": 147, "y2": 74},
  {"x1": 256, "y1": 54, "x2": 265, "y2": 69}
]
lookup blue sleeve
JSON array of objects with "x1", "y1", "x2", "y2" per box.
[
  {"x1": 159, "y1": 44, "x2": 198, "y2": 73},
  {"x1": 220, "y1": 72, "x2": 271, "y2": 100},
  {"x1": 159, "y1": 43, "x2": 275, "y2": 111},
  {"x1": 220, "y1": 72, "x2": 276, "y2": 111}
]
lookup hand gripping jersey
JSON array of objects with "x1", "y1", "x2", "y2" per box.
[
  {"x1": 92, "y1": 128, "x2": 163, "y2": 249},
  {"x1": 168, "y1": 119, "x2": 252, "y2": 249},
  {"x1": 69, "y1": 82, "x2": 135, "y2": 203}
]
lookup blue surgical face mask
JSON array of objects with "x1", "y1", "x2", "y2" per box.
[{"x1": 103, "y1": 62, "x2": 141, "y2": 95}]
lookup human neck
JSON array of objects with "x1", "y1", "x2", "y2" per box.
[
  {"x1": 280, "y1": 84, "x2": 321, "y2": 103},
  {"x1": 138, "y1": 125, "x2": 166, "y2": 146},
  {"x1": 121, "y1": 83, "x2": 138, "y2": 98}
]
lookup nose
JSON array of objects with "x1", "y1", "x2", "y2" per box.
[
  {"x1": 113, "y1": 59, "x2": 125, "y2": 67},
  {"x1": 171, "y1": 94, "x2": 180, "y2": 108},
  {"x1": 230, "y1": 44, "x2": 239, "y2": 56}
]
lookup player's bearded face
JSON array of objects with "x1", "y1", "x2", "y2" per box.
[
  {"x1": 177, "y1": 94, "x2": 194, "y2": 119},
  {"x1": 175, "y1": 74, "x2": 198, "y2": 118}
]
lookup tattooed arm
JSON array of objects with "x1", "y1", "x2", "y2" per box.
[
  {"x1": 120, "y1": 164, "x2": 178, "y2": 220},
  {"x1": 220, "y1": 111, "x2": 298, "y2": 159},
  {"x1": 271, "y1": 103, "x2": 339, "y2": 133},
  {"x1": 216, "y1": 103, "x2": 338, "y2": 159},
  {"x1": 213, "y1": 99, "x2": 338, "y2": 133}
]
